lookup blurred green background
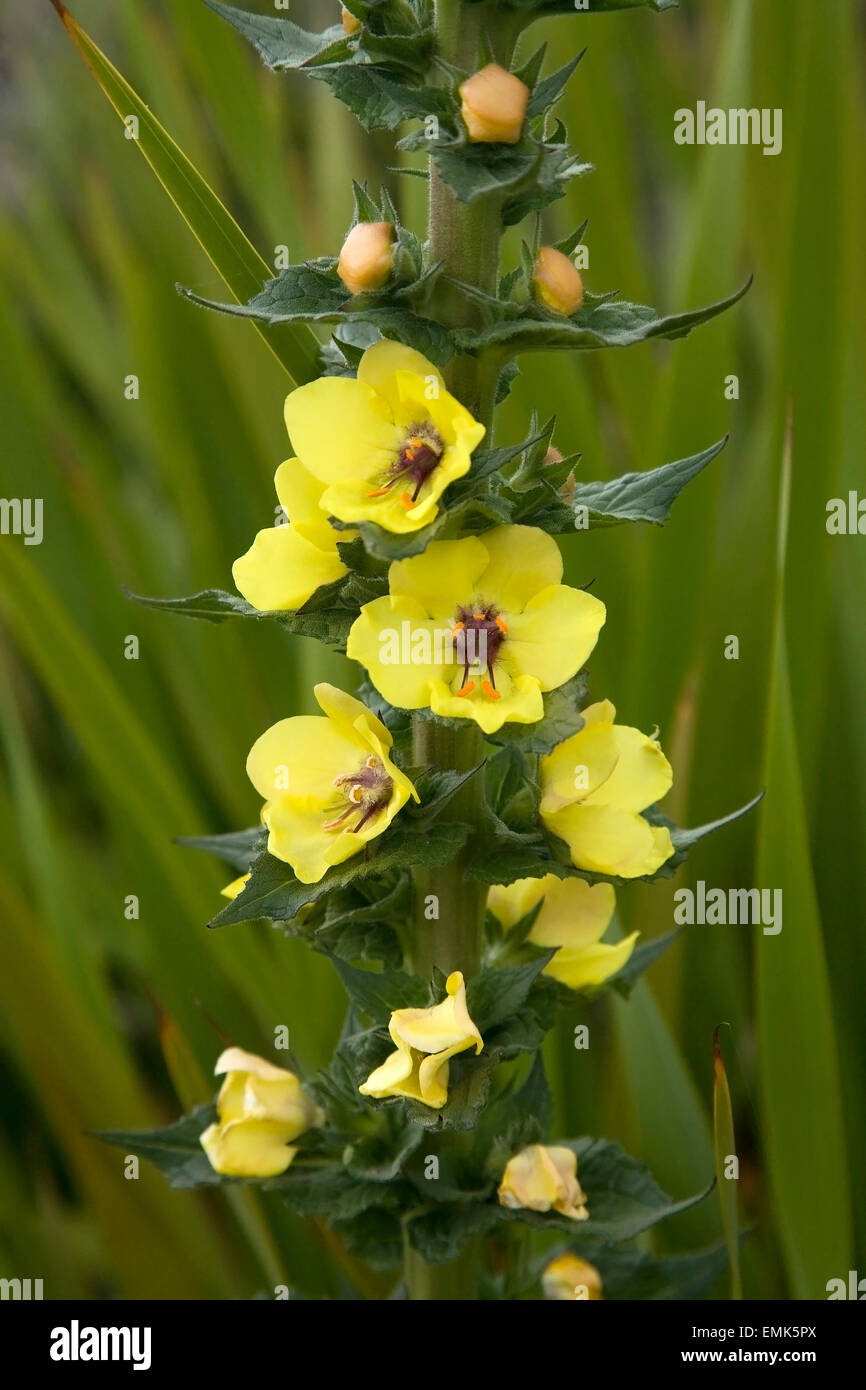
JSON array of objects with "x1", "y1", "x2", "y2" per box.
[{"x1": 0, "y1": 0, "x2": 863, "y2": 1299}]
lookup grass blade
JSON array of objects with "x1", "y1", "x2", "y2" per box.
[
  {"x1": 712, "y1": 1025, "x2": 741, "y2": 1299},
  {"x1": 48, "y1": 0, "x2": 321, "y2": 386}
]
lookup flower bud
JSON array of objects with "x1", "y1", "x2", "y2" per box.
[
  {"x1": 458, "y1": 64, "x2": 530, "y2": 145},
  {"x1": 200, "y1": 1047, "x2": 324, "y2": 1178},
  {"x1": 338, "y1": 220, "x2": 395, "y2": 296},
  {"x1": 498, "y1": 1143, "x2": 589, "y2": 1221},
  {"x1": 341, "y1": 7, "x2": 361, "y2": 36},
  {"x1": 532, "y1": 246, "x2": 584, "y2": 316},
  {"x1": 542, "y1": 1254, "x2": 603, "y2": 1301}
]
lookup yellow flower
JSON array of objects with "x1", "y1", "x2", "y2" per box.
[
  {"x1": 282, "y1": 339, "x2": 485, "y2": 534},
  {"x1": 533, "y1": 246, "x2": 585, "y2": 316},
  {"x1": 459, "y1": 64, "x2": 530, "y2": 144},
  {"x1": 487, "y1": 874, "x2": 637, "y2": 991},
  {"x1": 338, "y1": 221, "x2": 395, "y2": 295},
  {"x1": 233, "y1": 460, "x2": 350, "y2": 612},
  {"x1": 359, "y1": 971, "x2": 483, "y2": 1110},
  {"x1": 540, "y1": 700, "x2": 675, "y2": 878},
  {"x1": 346, "y1": 525, "x2": 606, "y2": 735},
  {"x1": 200, "y1": 1047, "x2": 324, "y2": 1178},
  {"x1": 246, "y1": 682, "x2": 418, "y2": 884},
  {"x1": 542, "y1": 1254, "x2": 604, "y2": 1301},
  {"x1": 498, "y1": 1144, "x2": 589, "y2": 1220}
]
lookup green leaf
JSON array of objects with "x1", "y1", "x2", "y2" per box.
[
  {"x1": 713, "y1": 1026, "x2": 742, "y2": 1299},
  {"x1": 124, "y1": 572, "x2": 386, "y2": 652},
  {"x1": 569, "y1": 437, "x2": 729, "y2": 527},
  {"x1": 332, "y1": 960, "x2": 429, "y2": 1023},
  {"x1": 406, "y1": 1203, "x2": 502, "y2": 1263},
  {"x1": 201, "y1": 1, "x2": 346, "y2": 67},
  {"x1": 486, "y1": 671, "x2": 588, "y2": 753},
  {"x1": 177, "y1": 826, "x2": 265, "y2": 873},
  {"x1": 454, "y1": 278, "x2": 753, "y2": 354},
  {"x1": 96, "y1": 1105, "x2": 220, "y2": 1189},
  {"x1": 668, "y1": 790, "x2": 765, "y2": 856},
  {"x1": 466, "y1": 955, "x2": 553, "y2": 1033},
  {"x1": 607, "y1": 928, "x2": 681, "y2": 997},
  {"x1": 332, "y1": 1208, "x2": 404, "y2": 1269},
  {"x1": 209, "y1": 821, "x2": 471, "y2": 927},
  {"x1": 179, "y1": 269, "x2": 454, "y2": 367},
  {"x1": 478, "y1": 1053, "x2": 553, "y2": 1174},
  {"x1": 527, "y1": 51, "x2": 585, "y2": 120},
  {"x1": 51, "y1": 1, "x2": 321, "y2": 385}
]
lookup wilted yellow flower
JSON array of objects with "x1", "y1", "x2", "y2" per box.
[
  {"x1": 459, "y1": 64, "x2": 530, "y2": 144},
  {"x1": 341, "y1": 6, "x2": 361, "y2": 36},
  {"x1": 283, "y1": 339, "x2": 485, "y2": 534},
  {"x1": 487, "y1": 875, "x2": 637, "y2": 991},
  {"x1": 533, "y1": 246, "x2": 584, "y2": 316},
  {"x1": 542, "y1": 1253, "x2": 603, "y2": 1300},
  {"x1": 359, "y1": 971, "x2": 483, "y2": 1109},
  {"x1": 347, "y1": 525, "x2": 606, "y2": 735},
  {"x1": 338, "y1": 221, "x2": 395, "y2": 296},
  {"x1": 498, "y1": 1144, "x2": 589, "y2": 1221},
  {"x1": 233, "y1": 460, "x2": 350, "y2": 612},
  {"x1": 200, "y1": 1047, "x2": 323, "y2": 1178},
  {"x1": 246, "y1": 682, "x2": 418, "y2": 883},
  {"x1": 540, "y1": 701, "x2": 675, "y2": 878}
]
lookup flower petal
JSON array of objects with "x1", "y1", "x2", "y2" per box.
[
  {"x1": 545, "y1": 931, "x2": 638, "y2": 991},
  {"x1": 539, "y1": 722, "x2": 622, "y2": 815},
  {"x1": 357, "y1": 338, "x2": 444, "y2": 409},
  {"x1": 274, "y1": 458, "x2": 346, "y2": 550},
  {"x1": 505, "y1": 585, "x2": 606, "y2": 690},
  {"x1": 200, "y1": 1118, "x2": 297, "y2": 1178},
  {"x1": 487, "y1": 877, "x2": 549, "y2": 932},
  {"x1": 388, "y1": 536, "x2": 490, "y2": 619},
  {"x1": 476, "y1": 525, "x2": 563, "y2": 612},
  {"x1": 526, "y1": 875, "x2": 616, "y2": 950},
  {"x1": 358, "y1": 1043, "x2": 420, "y2": 1100},
  {"x1": 347, "y1": 595, "x2": 451, "y2": 708},
  {"x1": 233, "y1": 524, "x2": 346, "y2": 612},
  {"x1": 546, "y1": 802, "x2": 674, "y2": 878},
  {"x1": 284, "y1": 375, "x2": 402, "y2": 484},
  {"x1": 429, "y1": 671, "x2": 544, "y2": 733},
  {"x1": 246, "y1": 716, "x2": 352, "y2": 803}
]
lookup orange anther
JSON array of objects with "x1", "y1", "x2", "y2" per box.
[
  {"x1": 481, "y1": 680, "x2": 501, "y2": 700},
  {"x1": 472, "y1": 611, "x2": 485, "y2": 620},
  {"x1": 367, "y1": 485, "x2": 391, "y2": 497},
  {"x1": 451, "y1": 620, "x2": 465, "y2": 633},
  {"x1": 495, "y1": 615, "x2": 508, "y2": 634},
  {"x1": 400, "y1": 491, "x2": 414, "y2": 508},
  {"x1": 456, "y1": 680, "x2": 475, "y2": 697}
]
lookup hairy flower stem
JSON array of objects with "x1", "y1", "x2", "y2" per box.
[{"x1": 403, "y1": 0, "x2": 518, "y2": 1303}]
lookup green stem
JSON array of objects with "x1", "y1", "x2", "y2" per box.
[
  {"x1": 403, "y1": 0, "x2": 513, "y2": 1303},
  {"x1": 404, "y1": 1236, "x2": 480, "y2": 1301},
  {"x1": 409, "y1": 719, "x2": 485, "y2": 978}
]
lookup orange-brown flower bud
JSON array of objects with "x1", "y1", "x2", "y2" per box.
[
  {"x1": 458, "y1": 64, "x2": 530, "y2": 145},
  {"x1": 533, "y1": 246, "x2": 584, "y2": 315},
  {"x1": 338, "y1": 221, "x2": 395, "y2": 296}
]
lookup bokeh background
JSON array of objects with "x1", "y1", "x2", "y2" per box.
[{"x1": 0, "y1": 0, "x2": 863, "y2": 1299}]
